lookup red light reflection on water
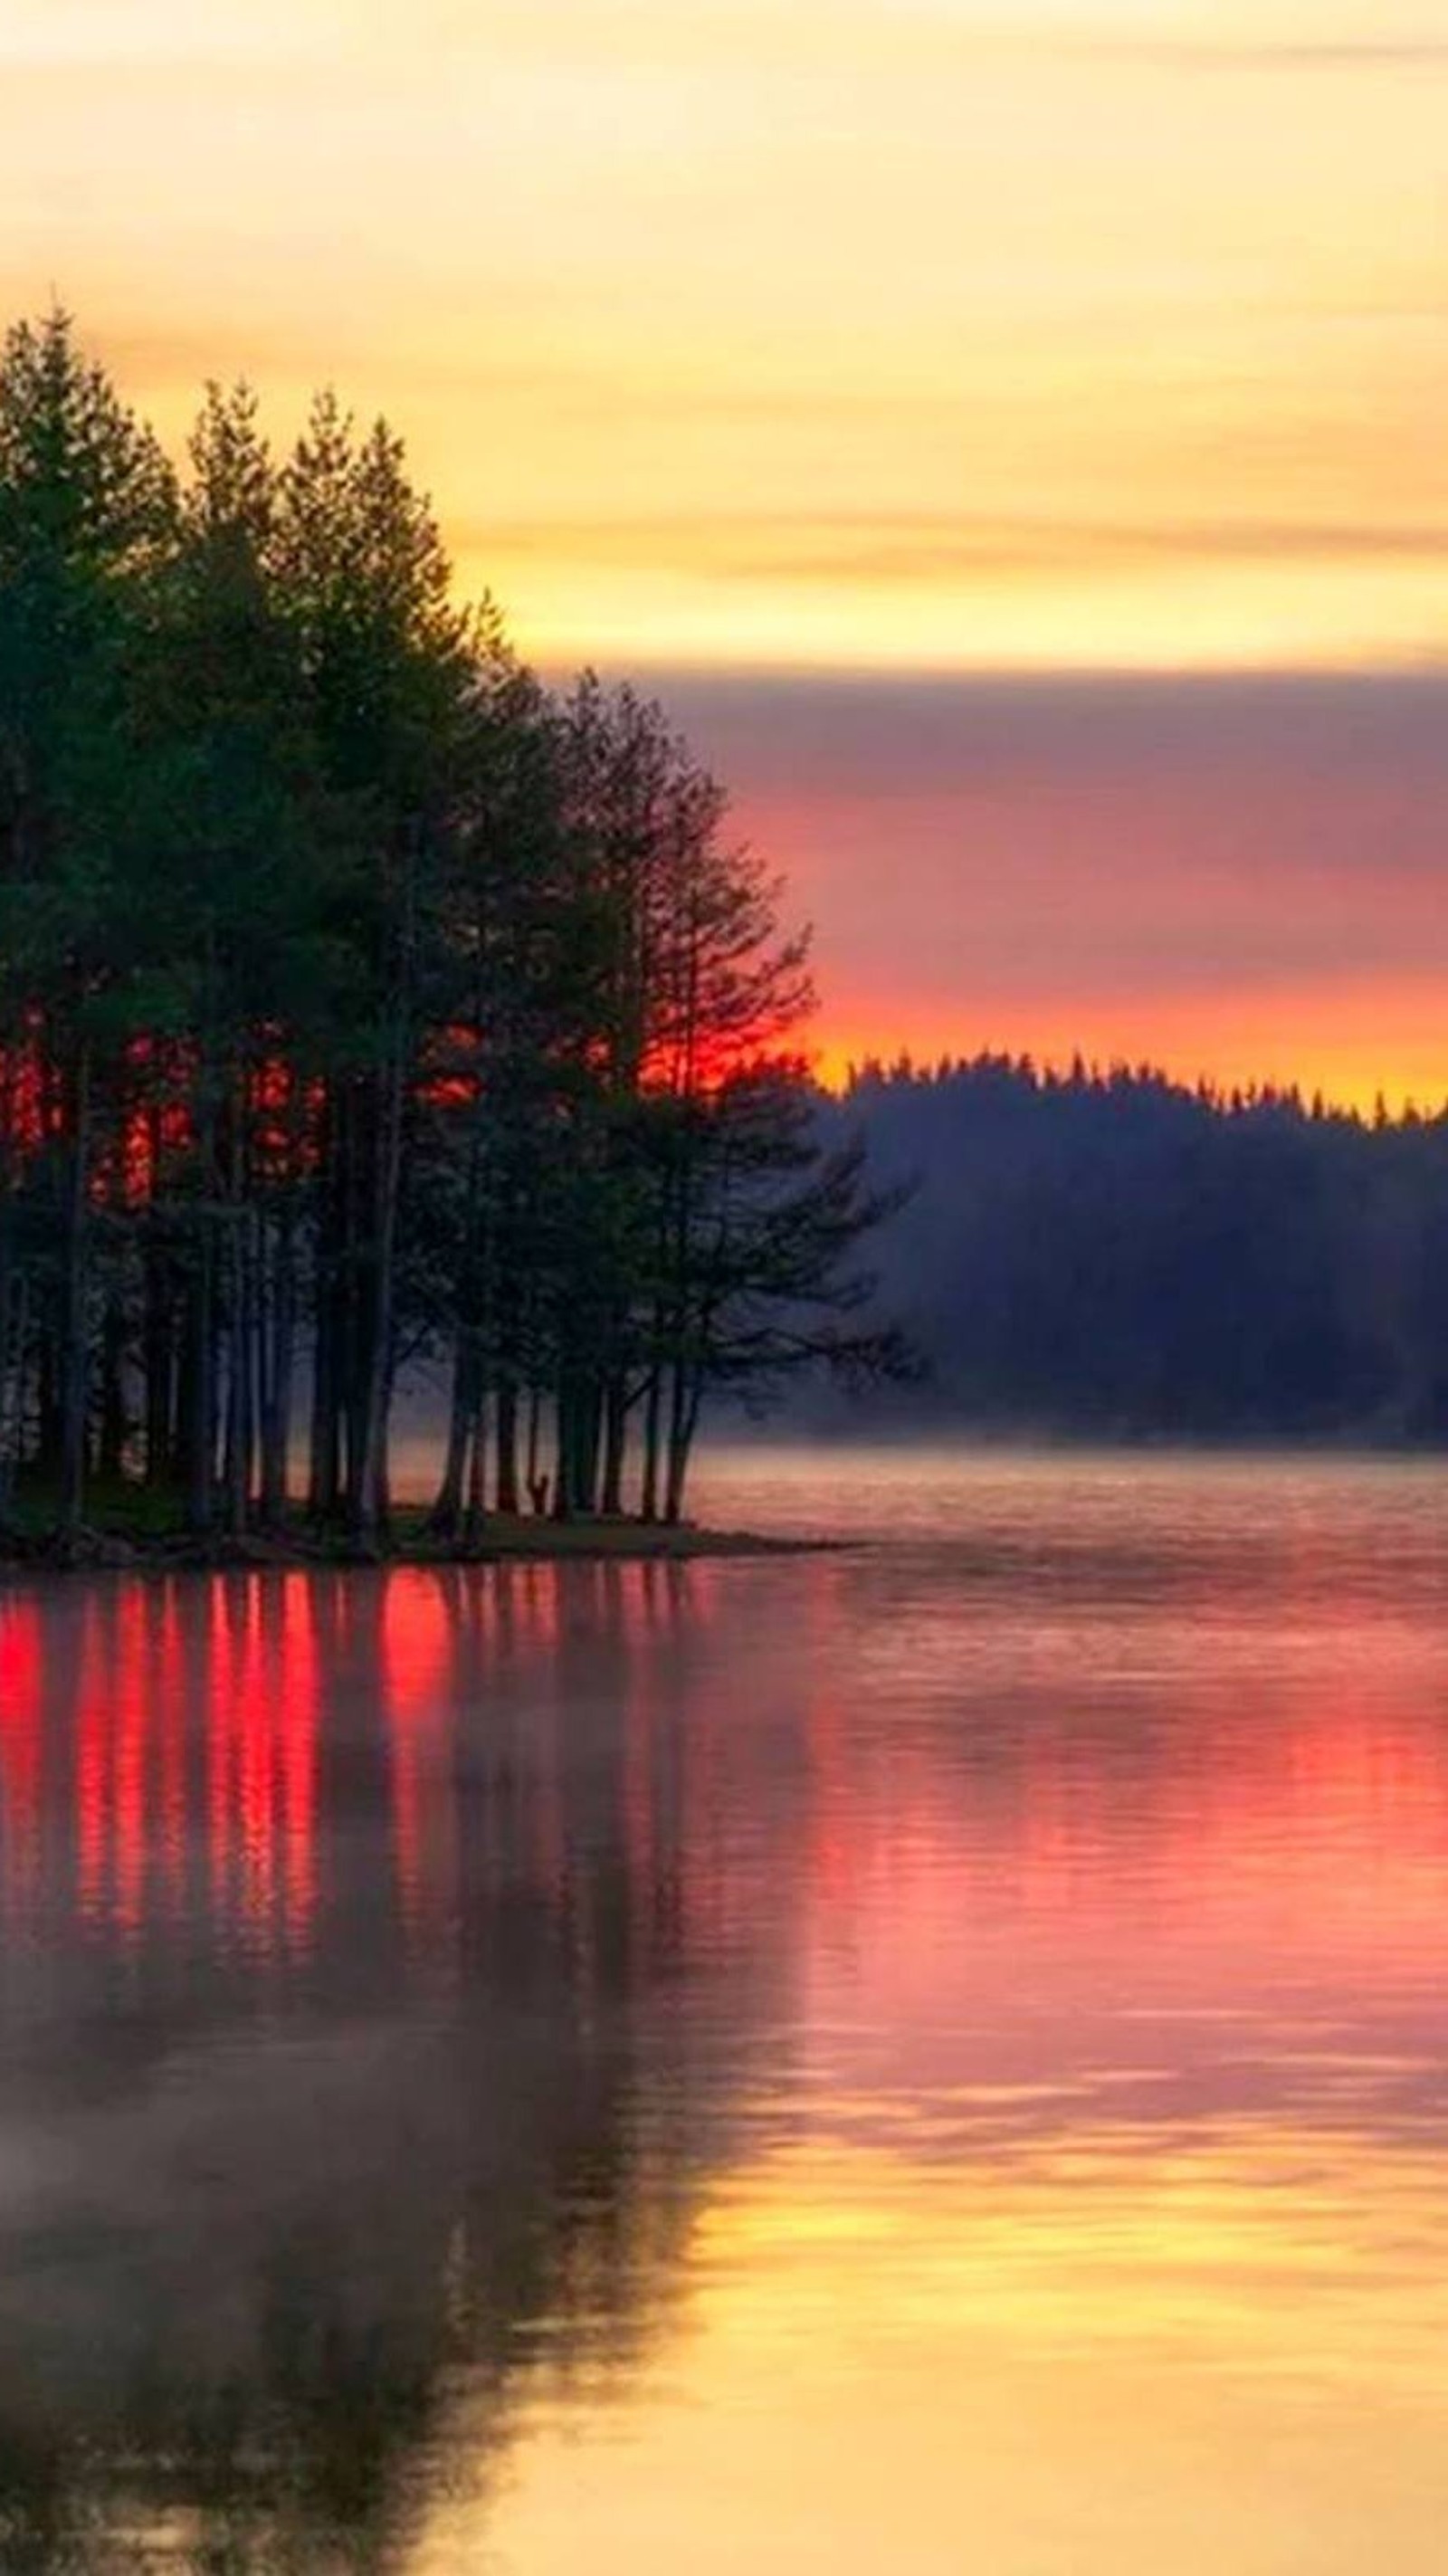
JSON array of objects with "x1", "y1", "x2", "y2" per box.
[
  {"x1": 205, "y1": 1578, "x2": 319, "y2": 1957},
  {"x1": 25, "y1": 1578, "x2": 322, "y2": 1960},
  {"x1": 0, "y1": 1597, "x2": 43, "y2": 1913},
  {"x1": 6, "y1": 1546, "x2": 1448, "y2": 2056},
  {"x1": 378, "y1": 1571, "x2": 461, "y2": 1950}
]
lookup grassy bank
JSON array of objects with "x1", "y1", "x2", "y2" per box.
[{"x1": 0, "y1": 1486, "x2": 831, "y2": 1573}]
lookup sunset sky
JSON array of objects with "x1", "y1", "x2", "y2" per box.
[{"x1": 1, "y1": 0, "x2": 1444, "y2": 1102}]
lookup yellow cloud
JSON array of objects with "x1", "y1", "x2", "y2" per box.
[{"x1": 0, "y1": 0, "x2": 1441, "y2": 672}]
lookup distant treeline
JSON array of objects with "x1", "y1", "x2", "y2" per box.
[
  {"x1": 822, "y1": 1054, "x2": 1448, "y2": 1441},
  {"x1": 0, "y1": 310, "x2": 891, "y2": 1547}
]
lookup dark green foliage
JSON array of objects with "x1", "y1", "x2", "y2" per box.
[
  {"x1": 820, "y1": 1055, "x2": 1448, "y2": 1440},
  {"x1": 0, "y1": 312, "x2": 890, "y2": 1544}
]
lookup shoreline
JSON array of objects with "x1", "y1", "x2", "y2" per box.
[{"x1": 0, "y1": 1513, "x2": 843, "y2": 1578}]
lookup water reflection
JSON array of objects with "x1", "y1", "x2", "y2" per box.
[
  {"x1": 0, "y1": 1560, "x2": 801, "y2": 2571},
  {"x1": 1, "y1": 1459, "x2": 1447, "y2": 2568}
]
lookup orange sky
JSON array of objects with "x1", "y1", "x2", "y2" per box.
[
  {"x1": 667, "y1": 671, "x2": 1448, "y2": 1111},
  {"x1": 0, "y1": 1, "x2": 1444, "y2": 1102}
]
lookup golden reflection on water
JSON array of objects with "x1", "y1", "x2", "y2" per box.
[
  {"x1": 3, "y1": 1456, "x2": 1448, "y2": 2568},
  {"x1": 448, "y1": 2123, "x2": 1448, "y2": 2576}
]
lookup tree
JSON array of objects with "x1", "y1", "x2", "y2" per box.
[
  {"x1": 0, "y1": 312, "x2": 903, "y2": 1548},
  {"x1": 0, "y1": 309, "x2": 175, "y2": 1539}
]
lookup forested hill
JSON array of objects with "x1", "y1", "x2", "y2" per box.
[{"x1": 817, "y1": 1057, "x2": 1448, "y2": 1442}]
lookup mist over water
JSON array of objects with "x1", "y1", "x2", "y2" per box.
[{"x1": 3, "y1": 1450, "x2": 1448, "y2": 2568}]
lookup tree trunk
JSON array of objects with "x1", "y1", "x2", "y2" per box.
[
  {"x1": 551, "y1": 1377, "x2": 575, "y2": 1521},
  {"x1": 308, "y1": 1085, "x2": 343, "y2": 1520},
  {"x1": 462, "y1": 1390, "x2": 487, "y2": 1544},
  {"x1": 526, "y1": 1384, "x2": 547, "y2": 1516},
  {"x1": 35, "y1": 1325, "x2": 60, "y2": 1489},
  {"x1": 182, "y1": 1226, "x2": 215, "y2": 1537},
  {"x1": 340, "y1": 1080, "x2": 369, "y2": 1523},
  {"x1": 352, "y1": 829, "x2": 418, "y2": 1546},
  {"x1": 259, "y1": 1213, "x2": 296, "y2": 1525},
  {"x1": 143, "y1": 1224, "x2": 175, "y2": 1491},
  {"x1": 179, "y1": 1077, "x2": 220, "y2": 1547},
  {"x1": 576, "y1": 1381, "x2": 603, "y2": 1515},
  {"x1": 0, "y1": 1267, "x2": 26, "y2": 1521},
  {"x1": 640, "y1": 1357, "x2": 662, "y2": 1523},
  {"x1": 430, "y1": 1331, "x2": 474, "y2": 1536},
  {"x1": 495, "y1": 1377, "x2": 519, "y2": 1515},
  {"x1": 663, "y1": 1361, "x2": 698, "y2": 1525},
  {"x1": 224, "y1": 1312, "x2": 246, "y2": 1533},
  {"x1": 223, "y1": 1092, "x2": 252, "y2": 1539},
  {"x1": 98, "y1": 1294, "x2": 128, "y2": 1484},
  {"x1": 58, "y1": 1043, "x2": 92, "y2": 1538},
  {"x1": 600, "y1": 1375, "x2": 627, "y2": 1516},
  {"x1": 308, "y1": 1270, "x2": 341, "y2": 1521}
]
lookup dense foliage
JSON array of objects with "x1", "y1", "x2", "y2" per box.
[
  {"x1": 826, "y1": 1055, "x2": 1448, "y2": 1441},
  {"x1": 0, "y1": 311, "x2": 891, "y2": 1545}
]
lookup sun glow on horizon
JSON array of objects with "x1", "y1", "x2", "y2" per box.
[{"x1": 808, "y1": 996, "x2": 1448, "y2": 1121}]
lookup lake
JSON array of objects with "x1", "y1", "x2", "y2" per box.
[{"x1": 3, "y1": 1448, "x2": 1448, "y2": 2570}]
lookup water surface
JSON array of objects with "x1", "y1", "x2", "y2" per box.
[{"x1": 3, "y1": 1449, "x2": 1448, "y2": 2570}]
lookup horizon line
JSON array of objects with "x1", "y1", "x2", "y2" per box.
[
  {"x1": 539, "y1": 654, "x2": 1448, "y2": 692},
  {"x1": 810, "y1": 1041, "x2": 1448, "y2": 1125}
]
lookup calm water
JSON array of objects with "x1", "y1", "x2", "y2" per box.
[{"x1": 4, "y1": 1450, "x2": 1448, "y2": 2570}]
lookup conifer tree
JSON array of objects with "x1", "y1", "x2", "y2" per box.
[{"x1": 0, "y1": 313, "x2": 896, "y2": 1546}]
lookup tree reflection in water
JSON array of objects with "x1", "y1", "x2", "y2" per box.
[{"x1": 0, "y1": 1562, "x2": 806, "y2": 2571}]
